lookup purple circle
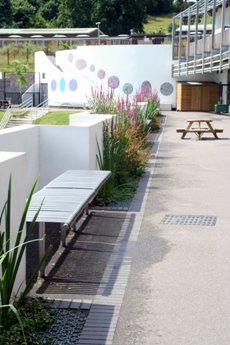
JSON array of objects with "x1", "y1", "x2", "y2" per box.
[
  {"x1": 69, "y1": 79, "x2": 78, "y2": 91},
  {"x1": 123, "y1": 83, "x2": 133, "y2": 95},
  {"x1": 141, "y1": 80, "x2": 152, "y2": 98},
  {"x1": 97, "y1": 69, "x2": 106, "y2": 80},
  {"x1": 108, "y1": 75, "x2": 120, "y2": 89},
  {"x1": 75, "y1": 59, "x2": 87, "y2": 70},
  {"x1": 90, "y1": 64, "x2": 95, "y2": 72},
  {"x1": 51, "y1": 79, "x2": 57, "y2": 92}
]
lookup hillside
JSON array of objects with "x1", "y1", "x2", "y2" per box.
[{"x1": 144, "y1": 15, "x2": 173, "y2": 34}]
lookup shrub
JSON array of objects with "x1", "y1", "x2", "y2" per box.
[
  {"x1": 88, "y1": 87, "x2": 117, "y2": 114},
  {"x1": 0, "y1": 297, "x2": 56, "y2": 345},
  {"x1": 91, "y1": 86, "x2": 161, "y2": 203},
  {"x1": 0, "y1": 177, "x2": 52, "y2": 337}
]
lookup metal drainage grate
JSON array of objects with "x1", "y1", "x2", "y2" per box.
[{"x1": 161, "y1": 215, "x2": 217, "y2": 226}]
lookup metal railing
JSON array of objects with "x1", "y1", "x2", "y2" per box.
[
  {"x1": 0, "y1": 106, "x2": 13, "y2": 129},
  {"x1": 28, "y1": 99, "x2": 49, "y2": 123},
  {"x1": 0, "y1": 98, "x2": 33, "y2": 129},
  {"x1": 172, "y1": 49, "x2": 230, "y2": 76}
]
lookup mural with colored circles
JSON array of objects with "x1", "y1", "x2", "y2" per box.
[
  {"x1": 46, "y1": 45, "x2": 175, "y2": 107},
  {"x1": 49, "y1": 53, "x2": 150, "y2": 97}
]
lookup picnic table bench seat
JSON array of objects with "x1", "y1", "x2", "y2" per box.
[
  {"x1": 176, "y1": 119, "x2": 224, "y2": 140},
  {"x1": 26, "y1": 169, "x2": 111, "y2": 276}
]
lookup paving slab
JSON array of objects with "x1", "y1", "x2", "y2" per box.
[{"x1": 112, "y1": 111, "x2": 230, "y2": 345}]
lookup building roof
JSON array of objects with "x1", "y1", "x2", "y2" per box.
[{"x1": 0, "y1": 28, "x2": 102, "y2": 39}]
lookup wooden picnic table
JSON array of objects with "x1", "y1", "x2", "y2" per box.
[{"x1": 177, "y1": 119, "x2": 223, "y2": 140}]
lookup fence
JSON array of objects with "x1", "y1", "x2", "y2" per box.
[{"x1": 0, "y1": 72, "x2": 47, "y2": 106}]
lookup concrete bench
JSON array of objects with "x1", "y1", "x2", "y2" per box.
[{"x1": 26, "y1": 169, "x2": 111, "y2": 276}]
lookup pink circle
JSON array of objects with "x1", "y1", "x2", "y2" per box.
[
  {"x1": 141, "y1": 80, "x2": 152, "y2": 98},
  {"x1": 75, "y1": 59, "x2": 87, "y2": 70},
  {"x1": 97, "y1": 69, "x2": 106, "y2": 80}
]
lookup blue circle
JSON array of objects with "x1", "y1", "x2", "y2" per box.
[
  {"x1": 123, "y1": 83, "x2": 133, "y2": 95},
  {"x1": 69, "y1": 79, "x2": 78, "y2": 91},
  {"x1": 160, "y1": 82, "x2": 174, "y2": 96},
  {"x1": 90, "y1": 64, "x2": 95, "y2": 72},
  {"x1": 51, "y1": 80, "x2": 57, "y2": 92},
  {"x1": 60, "y1": 78, "x2": 65, "y2": 92}
]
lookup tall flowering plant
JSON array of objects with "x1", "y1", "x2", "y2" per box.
[{"x1": 88, "y1": 87, "x2": 117, "y2": 114}]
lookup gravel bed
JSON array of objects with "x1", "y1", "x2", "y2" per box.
[{"x1": 39, "y1": 308, "x2": 88, "y2": 345}]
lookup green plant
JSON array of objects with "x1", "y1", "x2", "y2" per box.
[
  {"x1": 12, "y1": 60, "x2": 29, "y2": 85},
  {"x1": 96, "y1": 120, "x2": 149, "y2": 203},
  {"x1": 88, "y1": 87, "x2": 117, "y2": 114},
  {"x1": 0, "y1": 297, "x2": 57, "y2": 345},
  {"x1": 0, "y1": 177, "x2": 52, "y2": 332}
]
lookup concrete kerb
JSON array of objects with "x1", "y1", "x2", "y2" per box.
[{"x1": 77, "y1": 118, "x2": 167, "y2": 344}]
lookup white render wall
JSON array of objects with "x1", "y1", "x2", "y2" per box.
[
  {"x1": 0, "y1": 152, "x2": 27, "y2": 292},
  {"x1": 0, "y1": 113, "x2": 109, "y2": 294},
  {"x1": 35, "y1": 45, "x2": 176, "y2": 109},
  {"x1": 0, "y1": 126, "x2": 39, "y2": 193}
]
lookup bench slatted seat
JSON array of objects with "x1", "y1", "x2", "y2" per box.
[
  {"x1": 176, "y1": 128, "x2": 186, "y2": 133},
  {"x1": 26, "y1": 169, "x2": 111, "y2": 276}
]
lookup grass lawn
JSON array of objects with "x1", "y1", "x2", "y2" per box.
[
  {"x1": 0, "y1": 110, "x2": 5, "y2": 121},
  {"x1": 144, "y1": 15, "x2": 174, "y2": 34},
  {"x1": 33, "y1": 110, "x2": 81, "y2": 125}
]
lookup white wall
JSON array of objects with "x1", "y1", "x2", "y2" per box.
[
  {"x1": 39, "y1": 114, "x2": 112, "y2": 186},
  {"x1": 0, "y1": 152, "x2": 27, "y2": 293},
  {"x1": 0, "y1": 126, "x2": 39, "y2": 194},
  {"x1": 0, "y1": 114, "x2": 108, "y2": 294},
  {"x1": 35, "y1": 45, "x2": 176, "y2": 109}
]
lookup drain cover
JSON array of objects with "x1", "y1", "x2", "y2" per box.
[{"x1": 161, "y1": 215, "x2": 217, "y2": 226}]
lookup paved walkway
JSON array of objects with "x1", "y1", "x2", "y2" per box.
[
  {"x1": 32, "y1": 110, "x2": 230, "y2": 344},
  {"x1": 110, "y1": 111, "x2": 230, "y2": 345}
]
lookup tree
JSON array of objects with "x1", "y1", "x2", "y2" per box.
[
  {"x1": 40, "y1": 0, "x2": 60, "y2": 23},
  {"x1": 155, "y1": 0, "x2": 173, "y2": 14},
  {"x1": 12, "y1": 0, "x2": 36, "y2": 27},
  {"x1": 56, "y1": 0, "x2": 93, "y2": 27},
  {"x1": 146, "y1": 0, "x2": 158, "y2": 15},
  {"x1": 0, "y1": 0, "x2": 13, "y2": 27},
  {"x1": 92, "y1": 0, "x2": 147, "y2": 35}
]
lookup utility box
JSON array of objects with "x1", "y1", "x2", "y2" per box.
[{"x1": 176, "y1": 82, "x2": 220, "y2": 111}]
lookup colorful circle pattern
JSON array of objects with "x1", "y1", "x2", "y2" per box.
[
  {"x1": 76, "y1": 59, "x2": 87, "y2": 70},
  {"x1": 141, "y1": 81, "x2": 152, "y2": 98},
  {"x1": 50, "y1": 79, "x2": 79, "y2": 92},
  {"x1": 108, "y1": 75, "x2": 120, "y2": 89},
  {"x1": 123, "y1": 83, "x2": 133, "y2": 95},
  {"x1": 160, "y1": 82, "x2": 174, "y2": 96},
  {"x1": 51, "y1": 79, "x2": 57, "y2": 91},
  {"x1": 60, "y1": 78, "x2": 65, "y2": 92},
  {"x1": 68, "y1": 53, "x2": 73, "y2": 63},
  {"x1": 69, "y1": 79, "x2": 78, "y2": 92},
  {"x1": 97, "y1": 69, "x2": 106, "y2": 80}
]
